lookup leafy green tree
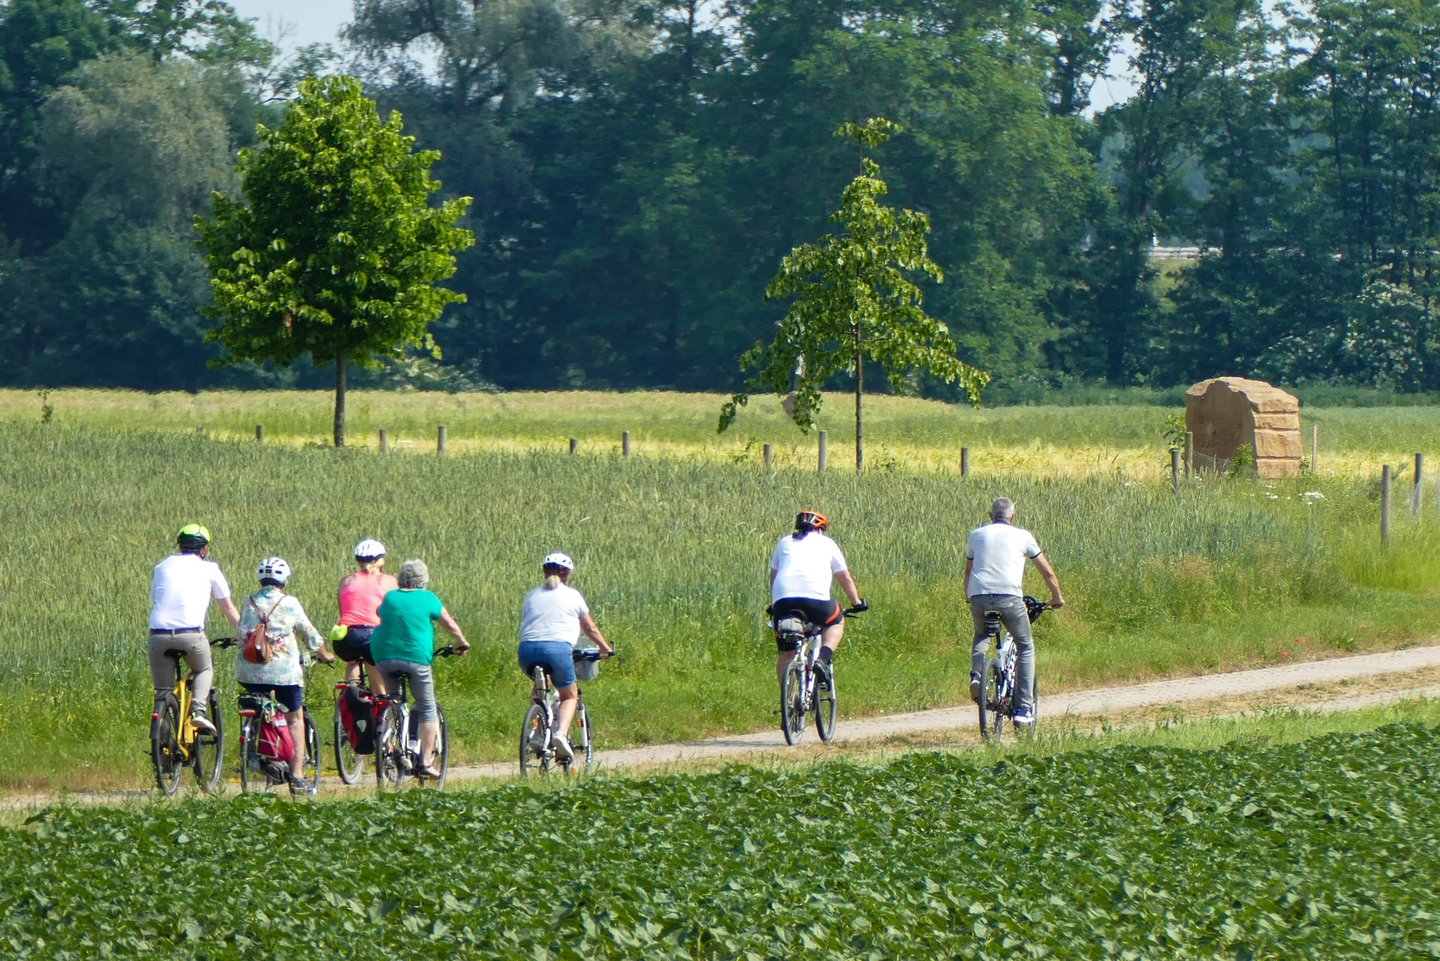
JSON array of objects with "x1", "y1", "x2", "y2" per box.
[
  {"x1": 719, "y1": 118, "x2": 988, "y2": 472},
  {"x1": 197, "y1": 75, "x2": 473, "y2": 446}
]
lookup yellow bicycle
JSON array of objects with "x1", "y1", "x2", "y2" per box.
[{"x1": 150, "y1": 636, "x2": 233, "y2": 795}]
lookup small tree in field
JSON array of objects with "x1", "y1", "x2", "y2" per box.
[
  {"x1": 718, "y1": 118, "x2": 987, "y2": 471},
  {"x1": 197, "y1": 75, "x2": 473, "y2": 447}
]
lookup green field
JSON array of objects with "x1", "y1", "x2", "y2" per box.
[
  {"x1": 4, "y1": 389, "x2": 1440, "y2": 790},
  {"x1": 3, "y1": 720, "x2": 1436, "y2": 959}
]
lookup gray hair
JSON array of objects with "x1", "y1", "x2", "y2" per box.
[
  {"x1": 990, "y1": 497, "x2": 1016, "y2": 522},
  {"x1": 397, "y1": 558, "x2": 430, "y2": 589}
]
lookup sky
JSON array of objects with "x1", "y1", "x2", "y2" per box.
[
  {"x1": 223, "y1": 0, "x2": 1135, "y2": 110},
  {"x1": 226, "y1": 0, "x2": 356, "y2": 51}
]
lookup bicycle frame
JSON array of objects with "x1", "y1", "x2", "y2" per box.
[
  {"x1": 519, "y1": 649, "x2": 605, "y2": 776},
  {"x1": 977, "y1": 597, "x2": 1047, "y2": 743},
  {"x1": 151, "y1": 636, "x2": 230, "y2": 796},
  {"x1": 375, "y1": 646, "x2": 454, "y2": 790}
]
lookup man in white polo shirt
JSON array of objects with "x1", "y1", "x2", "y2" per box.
[
  {"x1": 148, "y1": 523, "x2": 241, "y2": 733},
  {"x1": 965, "y1": 497, "x2": 1065, "y2": 725}
]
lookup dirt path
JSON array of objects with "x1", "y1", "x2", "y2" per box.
[
  {"x1": 451, "y1": 644, "x2": 1440, "y2": 778},
  {"x1": 8, "y1": 646, "x2": 1440, "y2": 810}
]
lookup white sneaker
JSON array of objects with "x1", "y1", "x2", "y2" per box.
[
  {"x1": 552, "y1": 734, "x2": 574, "y2": 762},
  {"x1": 969, "y1": 673, "x2": 982, "y2": 702},
  {"x1": 190, "y1": 712, "x2": 216, "y2": 735},
  {"x1": 1012, "y1": 712, "x2": 1035, "y2": 725}
]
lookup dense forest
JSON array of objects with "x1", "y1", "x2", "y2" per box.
[{"x1": 2, "y1": 0, "x2": 1438, "y2": 398}]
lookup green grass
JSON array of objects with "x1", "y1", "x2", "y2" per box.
[{"x1": 4, "y1": 390, "x2": 1440, "y2": 789}]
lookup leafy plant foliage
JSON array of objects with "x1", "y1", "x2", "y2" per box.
[{"x1": 2, "y1": 725, "x2": 1436, "y2": 958}]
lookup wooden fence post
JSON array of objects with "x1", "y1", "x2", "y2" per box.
[
  {"x1": 622, "y1": 431, "x2": 631, "y2": 457},
  {"x1": 1184, "y1": 431, "x2": 1193, "y2": 478},
  {"x1": 763, "y1": 443, "x2": 773, "y2": 470},
  {"x1": 1311, "y1": 424, "x2": 1319, "y2": 474},
  {"x1": 569, "y1": 438, "x2": 578, "y2": 455},
  {"x1": 961, "y1": 447, "x2": 970, "y2": 478},
  {"x1": 1381, "y1": 464, "x2": 1392, "y2": 542},
  {"x1": 437, "y1": 425, "x2": 447, "y2": 454},
  {"x1": 379, "y1": 429, "x2": 388, "y2": 453},
  {"x1": 818, "y1": 431, "x2": 828, "y2": 473},
  {"x1": 1414, "y1": 453, "x2": 1424, "y2": 515},
  {"x1": 1171, "y1": 448, "x2": 1182, "y2": 493},
  {"x1": 255, "y1": 424, "x2": 264, "y2": 442}
]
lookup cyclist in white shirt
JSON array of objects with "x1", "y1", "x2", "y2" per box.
[
  {"x1": 517, "y1": 552, "x2": 612, "y2": 762},
  {"x1": 147, "y1": 524, "x2": 241, "y2": 733},
  {"x1": 769, "y1": 510, "x2": 865, "y2": 687},
  {"x1": 964, "y1": 498, "x2": 1065, "y2": 725}
]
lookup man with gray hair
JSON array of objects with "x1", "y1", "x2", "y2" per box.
[{"x1": 964, "y1": 497, "x2": 1065, "y2": 725}]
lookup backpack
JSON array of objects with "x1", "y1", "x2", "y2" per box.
[
  {"x1": 241, "y1": 593, "x2": 287, "y2": 665},
  {"x1": 256, "y1": 700, "x2": 295, "y2": 762},
  {"x1": 338, "y1": 684, "x2": 376, "y2": 755}
]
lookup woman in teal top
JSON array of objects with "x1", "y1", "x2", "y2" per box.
[{"x1": 372, "y1": 559, "x2": 470, "y2": 779}]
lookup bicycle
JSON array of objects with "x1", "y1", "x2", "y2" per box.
[
  {"x1": 774, "y1": 605, "x2": 865, "y2": 746},
  {"x1": 519, "y1": 648, "x2": 612, "y2": 776},
  {"x1": 333, "y1": 668, "x2": 376, "y2": 785},
  {"x1": 150, "y1": 635, "x2": 232, "y2": 796},
  {"x1": 977, "y1": 595, "x2": 1049, "y2": 743},
  {"x1": 375, "y1": 646, "x2": 457, "y2": 791},
  {"x1": 237, "y1": 657, "x2": 324, "y2": 795}
]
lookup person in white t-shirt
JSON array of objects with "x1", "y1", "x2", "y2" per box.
[
  {"x1": 517, "y1": 552, "x2": 612, "y2": 762},
  {"x1": 769, "y1": 510, "x2": 866, "y2": 688},
  {"x1": 964, "y1": 498, "x2": 1065, "y2": 725},
  {"x1": 147, "y1": 523, "x2": 241, "y2": 733}
]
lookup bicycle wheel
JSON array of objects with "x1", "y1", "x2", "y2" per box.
[
  {"x1": 429, "y1": 704, "x2": 449, "y2": 789},
  {"x1": 302, "y1": 708, "x2": 320, "y2": 791},
  {"x1": 334, "y1": 689, "x2": 365, "y2": 784},
  {"x1": 519, "y1": 703, "x2": 550, "y2": 777},
  {"x1": 780, "y1": 657, "x2": 806, "y2": 746},
  {"x1": 375, "y1": 704, "x2": 407, "y2": 791},
  {"x1": 978, "y1": 657, "x2": 1006, "y2": 743},
  {"x1": 192, "y1": 689, "x2": 225, "y2": 794},
  {"x1": 566, "y1": 701, "x2": 595, "y2": 774},
  {"x1": 813, "y1": 662, "x2": 837, "y2": 743},
  {"x1": 150, "y1": 694, "x2": 184, "y2": 796},
  {"x1": 238, "y1": 717, "x2": 258, "y2": 793},
  {"x1": 1016, "y1": 677, "x2": 1039, "y2": 738}
]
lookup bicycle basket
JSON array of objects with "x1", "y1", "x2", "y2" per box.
[{"x1": 574, "y1": 648, "x2": 601, "y2": 681}]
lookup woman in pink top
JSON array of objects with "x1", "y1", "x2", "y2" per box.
[{"x1": 334, "y1": 538, "x2": 398, "y2": 693}]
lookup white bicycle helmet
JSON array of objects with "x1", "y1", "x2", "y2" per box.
[
  {"x1": 354, "y1": 538, "x2": 386, "y2": 560},
  {"x1": 257, "y1": 556, "x2": 292, "y2": 585},
  {"x1": 542, "y1": 551, "x2": 575, "y2": 571}
]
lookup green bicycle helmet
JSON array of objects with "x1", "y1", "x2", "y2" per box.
[{"x1": 177, "y1": 523, "x2": 211, "y2": 552}]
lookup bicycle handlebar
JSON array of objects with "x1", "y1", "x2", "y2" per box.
[
  {"x1": 1023, "y1": 595, "x2": 1049, "y2": 624},
  {"x1": 574, "y1": 648, "x2": 617, "y2": 662}
]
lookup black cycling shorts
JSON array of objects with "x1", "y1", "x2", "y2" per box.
[
  {"x1": 771, "y1": 597, "x2": 841, "y2": 651},
  {"x1": 333, "y1": 625, "x2": 376, "y2": 666}
]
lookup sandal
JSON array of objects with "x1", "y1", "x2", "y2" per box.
[{"x1": 415, "y1": 765, "x2": 443, "y2": 780}]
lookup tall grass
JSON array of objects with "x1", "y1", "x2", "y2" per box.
[{"x1": 3, "y1": 393, "x2": 1440, "y2": 789}]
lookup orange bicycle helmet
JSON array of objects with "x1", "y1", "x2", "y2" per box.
[{"x1": 795, "y1": 510, "x2": 829, "y2": 532}]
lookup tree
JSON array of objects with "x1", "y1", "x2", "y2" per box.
[
  {"x1": 718, "y1": 118, "x2": 988, "y2": 472},
  {"x1": 197, "y1": 75, "x2": 473, "y2": 446}
]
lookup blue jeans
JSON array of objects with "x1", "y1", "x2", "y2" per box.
[
  {"x1": 969, "y1": 594, "x2": 1035, "y2": 715},
  {"x1": 518, "y1": 640, "x2": 576, "y2": 688}
]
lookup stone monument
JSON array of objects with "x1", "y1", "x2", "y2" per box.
[{"x1": 1184, "y1": 377, "x2": 1302, "y2": 479}]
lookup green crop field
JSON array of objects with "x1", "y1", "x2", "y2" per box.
[
  {"x1": 4, "y1": 389, "x2": 1440, "y2": 790},
  {"x1": 3, "y1": 721, "x2": 1436, "y2": 959}
]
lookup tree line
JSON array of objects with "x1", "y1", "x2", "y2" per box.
[{"x1": 2, "y1": 0, "x2": 1438, "y2": 398}]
